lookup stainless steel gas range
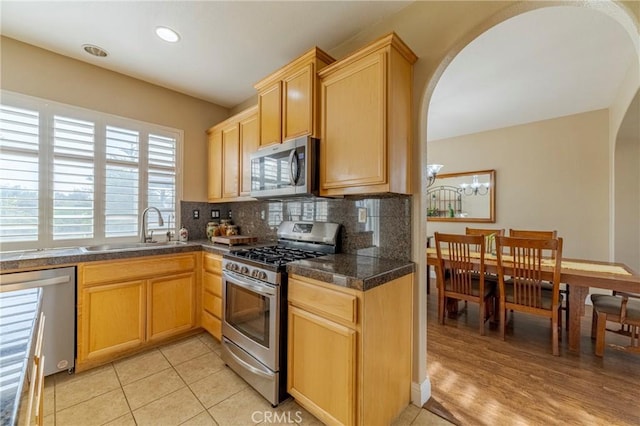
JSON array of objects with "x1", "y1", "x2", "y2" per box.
[{"x1": 221, "y1": 221, "x2": 341, "y2": 406}]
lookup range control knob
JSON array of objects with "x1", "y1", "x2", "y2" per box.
[
  {"x1": 240, "y1": 266, "x2": 249, "y2": 275},
  {"x1": 258, "y1": 271, "x2": 268, "y2": 280},
  {"x1": 251, "y1": 269, "x2": 259, "y2": 278},
  {"x1": 226, "y1": 262, "x2": 238, "y2": 272}
]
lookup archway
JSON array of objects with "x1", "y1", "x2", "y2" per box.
[{"x1": 413, "y1": 0, "x2": 639, "y2": 408}]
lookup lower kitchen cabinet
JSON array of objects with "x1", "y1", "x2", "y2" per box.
[
  {"x1": 148, "y1": 273, "x2": 196, "y2": 342},
  {"x1": 201, "y1": 252, "x2": 223, "y2": 340},
  {"x1": 77, "y1": 253, "x2": 199, "y2": 371},
  {"x1": 287, "y1": 273, "x2": 413, "y2": 426}
]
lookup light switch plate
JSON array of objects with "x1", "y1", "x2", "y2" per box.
[
  {"x1": 211, "y1": 209, "x2": 220, "y2": 219},
  {"x1": 358, "y1": 207, "x2": 367, "y2": 223},
  {"x1": 192, "y1": 209, "x2": 200, "y2": 219}
]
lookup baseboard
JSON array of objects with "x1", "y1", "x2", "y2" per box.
[{"x1": 410, "y1": 378, "x2": 431, "y2": 407}]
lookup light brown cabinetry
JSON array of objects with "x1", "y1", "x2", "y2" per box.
[
  {"x1": 76, "y1": 253, "x2": 199, "y2": 371},
  {"x1": 319, "y1": 33, "x2": 417, "y2": 197},
  {"x1": 255, "y1": 48, "x2": 334, "y2": 147},
  {"x1": 287, "y1": 273, "x2": 414, "y2": 426},
  {"x1": 207, "y1": 106, "x2": 258, "y2": 202},
  {"x1": 201, "y1": 252, "x2": 223, "y2": 340}
]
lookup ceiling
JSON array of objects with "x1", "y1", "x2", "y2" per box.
[
  {"x1": 0, "y1": 1, "x2": 411, "y2": 108},
  {"x1": 428, "y1": 6, "x2": 638, "y2": 141},
  {"x1": 1, "y1": 2, "x2": 637, "y2": 140}
]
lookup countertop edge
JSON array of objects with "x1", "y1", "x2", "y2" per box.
[{"x1": 2, "y1": 243, "x2": 415, "y2": 291}]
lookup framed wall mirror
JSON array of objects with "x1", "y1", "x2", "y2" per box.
[{"x1": 426, "y1": 169, "x2": 496, "y2": 223}]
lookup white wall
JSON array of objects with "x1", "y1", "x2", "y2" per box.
[{"x1": 426, "y1": 109, "x2": 610, "y2": 261}]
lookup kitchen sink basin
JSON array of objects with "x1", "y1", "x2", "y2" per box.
[{"x1": 80, "y1": 241, "x2": 187, "y2": 252}]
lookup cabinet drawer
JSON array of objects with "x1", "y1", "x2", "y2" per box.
[
  {"x1": 289, "y1": 279, "x2": 357, "y2": 325},
  {"x1": 203, "y1": 254, "x2": 222, "y2": 273},
  {"x1": 203, "y1": 271, "x2": 222, "y2": 297},
  {"x1": 81, "y1": 254, "x2": 196, "y2": 286},
  {"x1": 203, "y1": 293, "x2": 222, "y2": 318},
  {"x1": 202, "y1": 311, "x2": 221, "y2": 340}
]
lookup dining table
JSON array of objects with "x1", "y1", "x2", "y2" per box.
[{"x1": 426, "y1": 248, "x2": 640, "y2": 352}]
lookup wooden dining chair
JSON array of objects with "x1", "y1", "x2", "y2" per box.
[
  {"x1": 434, "y1": 232, "x2": 495, "y2": 335},
  {"x1": 590, "y1": 292, "x2": 640, "y2": 357},
  {"x1": 465, "y1": 227, "x2": 505, "y2": 254},
  {"x1": 508, "y1": 229, "x2": 570, "y2": 330},
  {"x1": 496, "y1": 236, "x2": 563, "y2": 355}
]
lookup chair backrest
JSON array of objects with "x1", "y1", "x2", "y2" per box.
[
  {"x1": 508, "y1": 229, "x2": 557, "y2": 258},
  {"x1": 434, "y1": 232, "x2": 485, "y2": 296},
  {"x1": 465, "y1": 227, "x2": 505, "y2": 253},
  {"x1": 496, "y1": 236, "x2": 563, "y2": 310}
]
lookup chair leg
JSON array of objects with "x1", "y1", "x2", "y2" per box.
[
  {"x1": 500, "y1": 302, "x2": 506, "y2": 341},
  {"x1": 552, "y1": 313, "x2": 559, "y2": 356},
  {"x1": 438, "y1": 294, "x2": 445, "y2": 325},
  {"x1": 479, "y1": 299, "x2": 485, "y2": 336},
  {"x1": 565, "y1": 285, "x2": 570, "y2": 331},
  {"x1": 591, "y1": 307, "x2": 597, "y2": 339},
  {"x1": 595, "y1": 311, "x2": 607, "y2": 357},
  {"x1": 557, "y1": 306, "x2": 562, "y2": 340}
]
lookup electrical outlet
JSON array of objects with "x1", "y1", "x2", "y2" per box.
[
  {"x1": 211, "y1": 209, "x2": 220, "y2": 219},
  {"x1": 192, "y1": 209, "x2": 200, "y2": 219}
]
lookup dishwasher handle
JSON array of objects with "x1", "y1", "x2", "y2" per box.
[{"x1": 0, "y1": 275, "x2": 70, "y2": 293}]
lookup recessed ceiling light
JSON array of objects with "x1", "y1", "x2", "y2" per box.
[
  {"x1": 156, "y1": 26, "x2": 180, "y2": 43},
  {"x1": 82, "y1": 44, "x2": 108, "y2": 58}
]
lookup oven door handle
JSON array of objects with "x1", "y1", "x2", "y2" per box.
[
  {"x1": 223, "y1": 339, "x2": 274, "y2": 379},
  {"x1": 223, "y1": 271, "x2": 276, "y2": 297}
]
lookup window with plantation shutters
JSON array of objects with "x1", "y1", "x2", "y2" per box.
[
  {"x1": 0, "y1": 91, "x2": 182, "y2": 250},
  {"x1": 52, "y1": 115, "x2": 95, "y2": 240},
  {"x1": 147, "y1": 133, "x2": 177, "y2": 235},
  {"x1": 0, "y1": 105, "x2": 40, "y2": 242},
  {"x1": 105, "y1": 126, "x2": 139, "y2": 238}
]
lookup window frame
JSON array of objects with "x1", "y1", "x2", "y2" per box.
[{"x1": 0, "y1": 90, "x2": 183, "y2": 251}]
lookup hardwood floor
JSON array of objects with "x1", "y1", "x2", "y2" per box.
[{"x1": 426, "y1": 286, "x2": 640, "y2": 425}]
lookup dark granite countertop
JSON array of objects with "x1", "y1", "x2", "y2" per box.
[
  {"x1": 1, "y1": 241, "x2": 412, "y2": 291},
  {"x1": 0, "y1": 287, "x2": 41, "y2": 426},
  {"x1": 0, "y1": 240, "x2": 256, "y2": 272},
  {"x1": 286, "y1": 253, "x2": 415, "y2": 291}
]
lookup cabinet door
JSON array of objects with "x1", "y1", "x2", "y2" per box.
[
  {"x1": 258, "y1": 81, "x2": 282, "y2": 147},
  {"x1": 80, "y1": 280, "x2": 145, "y2": 361},
  {"x1": 147, "y1": 272, "x2": 195, "y2": 342},
  {"x1": 222, "y1": 124, "x2": 240, "y2": 199},
  {"x1": 208, "y1": 130, "x2": 223, "y2": 201},
  {"x1": 283, "y1": 63, "x2": 313, "y2": 141},
  {"x1": 239, "y1": 111, "x2": 259, "y2": 197},
  {"x1": 321, "y1": 52, "x2": 387, "y2": 193},
  {"x1": 288, "y1": 305, "x2": 356, "y2": 426}
]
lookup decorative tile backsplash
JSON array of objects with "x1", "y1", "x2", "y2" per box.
[{"x1": 181, "y1": 195, "x2": 412, "y2": 260}]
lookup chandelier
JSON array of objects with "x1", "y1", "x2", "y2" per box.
[
  {"x1": 426, "y1": 164, "x2": 443, "y2": 188},
  {"x1": 459, "y1": 174, "x2": 490, "y2": 195}
]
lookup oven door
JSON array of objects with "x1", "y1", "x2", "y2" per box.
[{"x1": 222, "y1": 270, "x2": 279, "y2": 371}]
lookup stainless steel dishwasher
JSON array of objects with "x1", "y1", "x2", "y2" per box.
[{"x1": 0, "y1": 267, "x2": 76, "y2": 376}]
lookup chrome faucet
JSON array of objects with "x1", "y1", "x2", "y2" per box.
[{"x1": 140, "y1": 206, "x2": 165, "y2": 243}]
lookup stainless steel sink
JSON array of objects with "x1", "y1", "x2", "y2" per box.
[{"x1": 80, "y1": 241, "x2": 187, "y2": 252}]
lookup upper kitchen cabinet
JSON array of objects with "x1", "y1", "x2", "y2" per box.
[
  {"x1": 254, "y1": 47, "x2": 335, "y2": 148},
  {"x1": 207, "y1": 106, "x2": 258, "y2": 202},
  {"x1": 319, "y1": 33, "x2": 417, "y2": 197}
]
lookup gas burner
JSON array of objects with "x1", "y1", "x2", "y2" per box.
[{"x1": 230, "y1": 245, "x2": 328, "y2": 267}]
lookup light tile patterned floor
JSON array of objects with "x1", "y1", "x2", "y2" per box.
[{"x1": 36, "y1": 333, "x2": 448, "y2": 425}]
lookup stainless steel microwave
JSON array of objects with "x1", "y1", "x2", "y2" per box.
[{"x1": 250, "y1": 136, "x2": 319, "y2": 199}]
